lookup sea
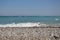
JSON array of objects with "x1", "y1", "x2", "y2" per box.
[{"x1": 0, "y1": 16, "x2": 60, "y2": 27}]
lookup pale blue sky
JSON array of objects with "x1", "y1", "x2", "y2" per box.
[{"x1": 0, "y1": 0, "x2": 60, "y2": 16}]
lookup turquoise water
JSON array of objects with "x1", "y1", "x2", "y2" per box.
[
  {"x1": 0, "y1": 16, "x2": 60, "y2": 27},
  {"x1": 0, "y1": 16, "x2": 60, "y2": 24}
]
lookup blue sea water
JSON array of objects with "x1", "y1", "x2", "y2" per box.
[{"x1": 0, "y1": 16, "x2": 60, "y2": 27}]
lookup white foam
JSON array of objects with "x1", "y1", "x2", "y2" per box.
[
  {"x1": 55, "y1": 18, "x2": 59, "y2": 20},
  {"x1": 0, "y1": 22, "x2": 49, "y2": 27}
]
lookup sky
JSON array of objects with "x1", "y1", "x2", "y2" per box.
[{"x1": 0, "y1": 0, "x2": 60, "y2": 16}]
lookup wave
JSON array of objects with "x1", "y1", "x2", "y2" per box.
[
  {"x1": 0, "y1": 22, "x2": 50, "y2": 27},
  {"x1": 0, "y1": 22, "x2": 60, "y2": 27},
  {"x1": 55, "y1": 18, "x2": 59, "y2": 20}
]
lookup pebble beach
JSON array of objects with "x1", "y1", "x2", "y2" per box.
[{"x1": 0, "y1": 27, "x2": 60, "y2": 40}]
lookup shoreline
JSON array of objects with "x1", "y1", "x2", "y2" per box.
[{"x1": 0, "y1": 26, "x2": 60, "y2": 28}]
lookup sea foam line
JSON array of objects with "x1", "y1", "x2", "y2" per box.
[{"x1": 0, "y1": 22, "x2": 49, "y2": 27}]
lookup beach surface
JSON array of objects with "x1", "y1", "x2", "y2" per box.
[{"x1": 0, "y1": 27, "x2": 60, "y2": 40}]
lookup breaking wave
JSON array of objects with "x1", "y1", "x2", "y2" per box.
[
  {"x1": 55, "y1": 18, "x2": 59, "y2": 20},
  {"x1": 0, "y1": 22, "x2": 60, "y2": 27},
  {"x1": 0, "y1": 22, "x2": 50, "y2": 27}
]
